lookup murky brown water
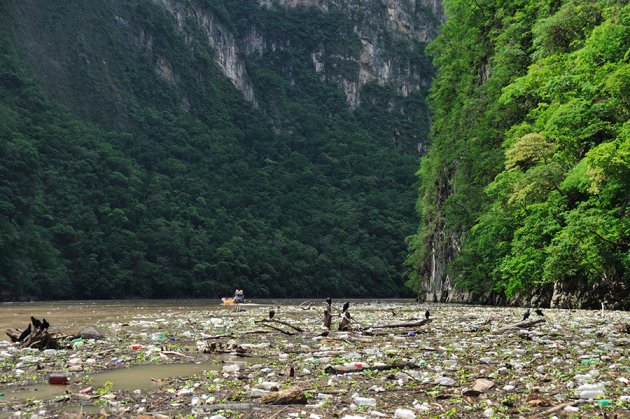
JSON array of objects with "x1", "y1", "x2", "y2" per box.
[
  {"x1": 0, "y1": 299, "x2": 283, "y2": 341},
  {"x1": 0, "y1": 298, "x2": 395, "y2": 341},
  {"x1": 1, "y1": 362, "x2": 222, "y2": 401},
  {"x1": 0, "y1": 298, "x2": 413, "y2": 418}
]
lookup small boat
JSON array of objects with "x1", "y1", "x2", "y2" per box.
[{"x1": 222, "y1": 289, "x2": 244, "y2": 304}]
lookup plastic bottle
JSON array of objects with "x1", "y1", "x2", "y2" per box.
[
  {"x1": 577, "y1": 383, "x2": 605, "y2": 399},
  {"x1": 176, "y1": 388, "x2": 194, "y2": 396},
  {"x1": 49, "y1": 373, "x2": 68, "y2": 385}
]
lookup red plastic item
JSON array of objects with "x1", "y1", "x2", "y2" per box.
[
  {"x1": 48, "y1": 373, "x2": 68, "y2": 385},
  {"x1": 131, "y1": 344, "x2": 143, "y2": 350},
  {"x1": 80, "y1": 387, "x2": 94, "y2": 394}
]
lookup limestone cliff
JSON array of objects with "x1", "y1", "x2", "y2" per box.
[
  {"x1": 152, "y1": 0, "x2": 257, "y2": 104},
  {"x1": 154, "y1": 0, "x2": 443, "y2": 109}
]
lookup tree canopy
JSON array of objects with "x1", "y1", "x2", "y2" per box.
[{"x1": 408, "y1": 0, "x2": 629, "y2": 308}]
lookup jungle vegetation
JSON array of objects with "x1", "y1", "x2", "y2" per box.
[
  {"x1": 0, "y1": 1, "x2": 432, "y2": 299},
  {"x1": 407, "y1": 0, "x2": 629, "y2": 307}
]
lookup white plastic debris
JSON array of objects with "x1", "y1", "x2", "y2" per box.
[
  {"x1": 352, "y1": 395, "x2": 377, "y2": 407},
  {"x1": 394, "y1": 408, "x2": 416, "y2": 419},
  {"x1": 577, "y1": 382, "x2": 605, "y2": 399},
  {"x1": 222, "y1": 364, "x2": 240, "y2": 373},
  {"x1": 434, "y1": 376, "x2": 455, "y2": 386}
]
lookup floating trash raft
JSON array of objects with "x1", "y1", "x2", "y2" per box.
[{"x1": 1, "y1": 300, "x2": 629, "y2": 418}]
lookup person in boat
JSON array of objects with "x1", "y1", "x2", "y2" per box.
[{"x1": 233, "y1": 289, "x2": 245, "y2": 303}]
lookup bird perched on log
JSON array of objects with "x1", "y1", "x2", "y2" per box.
[
  {"x1": 41, "y1": 318, "x2": 50, "y2": 331},
  {"x1": 269, "y1": 309, "x2": 275, "y2": 320},
  {"x1": 522, "y1": 308, "x2": 530, "y2": 321},
  {"x1": 425, "y1": 309, "x2": 430, "y2": 319},
  {"x1": 31, "y1": 316, "x2": 42, "y2": 330},
  {"x1": 18, "y1": 324, "x2": 31, "y2": 342},
  {"x1": 325, "y1": 297, "x2": 332, "y2": 306},
  {"x1": 342, "y1": 301, "x2": 350, "y2": 313},
  {"x1": 535, "y1": 309, "x2": 544, "y2": 316}
]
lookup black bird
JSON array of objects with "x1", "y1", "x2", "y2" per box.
[
  {"x1": 269, "y1": 309, "x2": 275, "y2": 320},
  {"x1": 342, "y1": 301, "x2": 350, "y2": 313},
  {"x1": 535, "y1": 309, "x2": 544, "y2": 316},
  {"x1": 425, "y1": 309, "x2": 430, "y2": 319},
  {"x1": 325, "y1": 297, "x2": 332, "y2": 306},
  {"x1": 41, "y1": 318, "x2": 50, "y2": 331},
  {"x1": 18, "y1": 324, "x2": 31, "y2": 342},
  {"x1": 522, "y1": 308, "x2": 530, "y2": 321},
  {"x1": 31, "y1": 316, "x2": 42, "y2": 330}
]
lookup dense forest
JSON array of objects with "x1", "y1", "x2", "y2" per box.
[
  {"x1": 407, "y1": 0, "x2": 629, "y2": 308},
  {"x1": 0, "y1": 1, "x2": 435, "y2": 300}
]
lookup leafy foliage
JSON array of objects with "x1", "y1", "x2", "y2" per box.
[
  {"x1": 0, "y1": 0, "x2": 433, "y2": 299},
  {"x1": 408, "y1": 0, "x2": 629, "y2": 307}
]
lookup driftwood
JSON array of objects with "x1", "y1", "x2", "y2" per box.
[
  {"x1": 324, "y1": 362, "x2": 419, "y2": 374},
  {"x1": 202, "y1": 339, "x2": 254, "y2": 357},
  {"x1": 255, "y1": 319, "x2": 303, "y2": 332},
  {"x1": 202, "y1": 333, "x2": 234, "y2": 340},
  {"x1": 256, "y1": 323, "x2": 295, "y2": 335},
  {"x1": 500, "y1": 318, "x2": 546, "y2": 331},
  {"x1": 6, "y1": 328, "x2": 22, "y2": 342},
  {"x1": 239, "y1": 329, "x2": 275, "y2": 336},
  {"x1": 338, "y1": 312, "x2": 353, "y2": 331},
  {"x1": 533, "y1": 401, "x2": 576, "y2": 418},
  {"x1": 322, "y1": 308, "x2": 332, "y2": 330},
  {"x1": 6, "y1": 327, "x2": 63, "y2": 350},
  {"x1": 261, "y1": 386, "x2": 307, "y2": 405},
  {"x1": 370, "y1": 318, "x2": 432, "y2": 329}
]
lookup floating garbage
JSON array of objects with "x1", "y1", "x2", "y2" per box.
[
  {"x1": 577, "y1": 383, "x2": 605, "y2": 399},
  {"x1": 352, "y1": 395, "x2": 376, "y2": 407},
  {"x1": 394, "y1": 408, "x2": 416, "y2": 419},
  {"x1": 176, "y1": 388, "x2": 193, "y2": 396},
  {"x1": 434, "y1": 376, "x2": 455, "y2": 386},
  {"x1": 48, "y1": 373, "x2": 68, "y2": 385}
]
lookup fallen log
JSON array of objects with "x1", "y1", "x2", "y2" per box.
[
  {"x1": 371, "y1": 318, "x2": 432, "y2": 329},
  {"x1": 238, "y1": 329, "x2": 275, "y2": 336},
  {"x1": 261, "y1": 386, "x2": 307, "y2": 405},
  {"x1": 499, "y1": 318, "x2": 546, "y2": 331},
  {"x1": 324, "y1": 362, "x2": 419, "y2": 374},
  {"x1": 255, "y1": 319, "x2": 303, "y2": 332},
  {"x1": 257, "y1": 323, "x2": 295, "y2": 335}
]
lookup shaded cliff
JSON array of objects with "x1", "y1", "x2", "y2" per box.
[{"x1": 0, "y1": 0, "x2": 442, "y2": 299}]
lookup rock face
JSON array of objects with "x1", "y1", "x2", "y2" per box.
[
  {"x1": 155, "y1": 0, "x2": 444, "y2": 109},
  {"x1": 154, "y1": 0, "x2": 257, "y2": 104}
]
